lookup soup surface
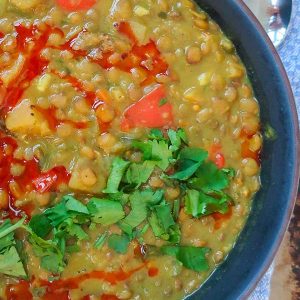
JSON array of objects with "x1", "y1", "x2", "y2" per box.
[{"x1": 0, "y1": 0, "x2": 262, "y2": 299}]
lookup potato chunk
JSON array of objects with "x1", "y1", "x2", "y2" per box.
[
  {"x1": 0, "y1": 54, "x2": 25, "y2": 87},
  {"x1": 10, "y1": 0, "x2": 40, "y2": 11},
  {"x1": 68, "y1": 158, "x2": 106, "y2": 193},
  {"x1": 5, "y1": 99, "x2": 51, "y2": 136}
]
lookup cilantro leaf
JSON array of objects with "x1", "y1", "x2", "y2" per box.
[
  {"x1": 0, "y1": 219, "x2": 27, "y2": 278},
  {"x1": 103, "y1": 157, "x2": 130, "y2": 193},
  {"x1": 133, "y1": 138, "x2": 172, "y2": 171},
  {"x1": 59, "y1": 219, "x2": 89, "y2": 241},
  {"x1": 154, "y1": 203, "x2": 175, "y2": 231},
  {"x1": 107, "y1": 234, "x2": 130, "y2": 254},
  {"x1": 151, "y1": 140, "x2": 172, "y2": 170},
  {"x1": 139, "y1": 188, "x2": 164, "y2": 206},
  {"x1": 132, "y1": 140, "x2": 152, "y2": 160},
  {"x1": 45, "y1": 195, "x2": 89, "y2": 227},
  {"x1": 0, "y1": 220, "x2": 15, "y2": 251},
  {"x1": 149, "y1": 202, "x2": 181, "y2": 243},
  {"x1": 170, "y1": 148, "x2": 208, "y2": 180},
  {"x1": 167, "y1": 128, "x2": 187, "y2": 152},
  {"x1": 29, "y1": 232, "x2": 65, "y2": 274},
  {"x1": 160, "y1": 246, "x2": 210, "y2": 272},
  {"x1": 125, "y1": 161, "x2": 156, "y2": 187},
  {"x1": 44, "y1": 201, "x2": 69, "y2": 227},
  {"x1": 172, "y1": 199, "x2": 180, "y2": 220},
  {"x1": 0, "y1": 217, "x2": 26, "y2": 244},
  {"x1": 29, "y1": 214, "x2": 53, "y2": 239},
  {"x1": 119, "y1": 191, "x2": 148, "y2": 234},
  {"x1": 87, "y1": 198, "x2": 125, "y2": 226},
  {"x1": 64, "y1": 195, "x2": 90, "y2": 215},
  {"x1": 149, "y1": 129, "x2": 164, "y2": 140},
  {"x1": 189, "y1": 161, "x2": 230, "y2": 192},
  {"x1": 148, "y1": 212, "x2": 165, "y2": 237},
  {"x1": 185, "y1": 189, "x2": 229, "y2": 217},
  {"x1": 0, "y1": 246, "x2": 27, "y2": 278},
  {"x1": 94, "y1": 232, "x2": 108, "y2": 249},
  {"x1": 119, "y1": 189, "x2": 164, "y2": 234}
]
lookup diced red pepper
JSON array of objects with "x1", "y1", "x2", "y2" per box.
[
  {"x1": 117, "y1": 22, "x2": 137, "y2": 44},
  {"x1": 120, "y1": 85, "x2": 173, "y2": 130},
  {"x1": 32, "y1": 170, "x2": 58, "y2": 193},
  {"x1": 209, "y1": 143, "x2": 225, "y2": 169},
  {"x1": 241, "y1": 139, "x2": 260, "y2": 162},
  {"x1": 212, "y1": 207, "x2": 232, "y2": 230},
  {"x1": 32, "y1": 166, "x2": 70, "y2": 193},
  {"x1": 56, "y1": 0, "x2": 96, "y2": 11},
  {"x1": 214, "y1": 153, "x2": 225, "y2": 169}
]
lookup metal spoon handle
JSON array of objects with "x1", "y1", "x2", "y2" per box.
[{"x1": 244, "y1": 0, "x2": 293, "y2": 47}]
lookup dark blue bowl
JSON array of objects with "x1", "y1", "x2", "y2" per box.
[{"x1": 189, "y1": 1, "x2": 300, "y2": 299}]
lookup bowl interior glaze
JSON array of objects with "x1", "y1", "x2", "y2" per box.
[{"x1": 188, "y1": 1, "x2": 300, "y2": 299}]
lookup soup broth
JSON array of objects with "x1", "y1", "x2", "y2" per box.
[{"x1": 0, "y1": 1, "x2": 261, "y2": 299}]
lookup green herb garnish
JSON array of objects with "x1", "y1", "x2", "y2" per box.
[
  {"x1": 159, "y1": 98, "x2": 168, "y2": 106},
  {"x1": 107, "y1": 234, "x2": 130, "y2": 254},
  {"x1": 160, "y1": 245, "x2": 210, "y2": 272},
  {"x1": 0, "y1": 128, "x2": 236, "y2": 276}
]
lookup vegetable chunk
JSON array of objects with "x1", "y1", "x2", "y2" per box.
[
  {"x1": 121, "y1": 85, "x2": 173, "y2": 130},
  {"x1": 5, "y1": 99, "x2": 51, "y2": 136}
]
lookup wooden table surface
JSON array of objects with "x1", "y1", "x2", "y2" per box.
[{"x1": 270, "y1": 192, "x2": 300, "y2": 300}]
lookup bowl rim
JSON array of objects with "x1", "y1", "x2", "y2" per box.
[{"x1": 233, "y1": 0, "x2": 300, "y2": 298}]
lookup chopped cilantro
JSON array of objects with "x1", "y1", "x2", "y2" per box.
[
  {"x1": 94, "y1": 232, "x2": 108, "y2": 249},
  {"x1": 0, "y1": 219, "x2": 27, "y2": 278},
  {"x1": 133, "y1": 135, "x2": 172, "y2": 171},
  {"x1": 172, "y1": 199, "x2": 181, "y2": 220},
  {"x1": 119, "y1": 191, "x2": 148, "y2": 234},
  {"x1": 0, "y1": 128, "x2": 237, "y2": 277},
  {"x1": 107, "y1": 234, "x2": 130, "y2": 254},
  {"x1": 149, "y1": 202, "x2": 181, "y2": 243},
  {"x1": 29, "y1": 214, "x2": 53, "y2": 239},
  {"x1": 0, "y1": 247, "x2": 27, "y2": 278},
  {"x1": 28, "y1": 231, "x2": 65, "y2": 274},
  {"x1": 154, "y1": 203, "x2": 175, "y2": 231},
  {"x1": 64, "y1": 195, "x2": 90, "y2": 215},
  {"x1": 169, "y1": 148, "x2": 208, "y2": 180},
  {"x1": 159, "y1": 98, "x2": 168, "y2": 106},
  {"x1": 87, "y1": 198, "x2": 125, "y2": 226},
  {"x1": 185, "y1": 189, "x2": 229, "y2": 217},
  {"x1": 151, "y1": 139, "x2": 172, "y2": 170},
  {"x1": 189, "y1": 162, "x2": 230, "y2": 192},
  {"x1": 124, "y1": 160, "x2": 156, "y2": 187},
  {"x1": 168, "y1": 128, "x2": 188, "y2": 152},
  {"x1": 160, "y1": 246, "x2": 210, "y2": 272},
  {"x1": 45, "y1": 195, "x2": 89, "y2": 227},
  {"x1": 149, "y1": 128, "x2": 164, "y2": 140},
  {"x1": 264, "y1": 123, "x2": 277, "y2": 140},
  {"x1": 103, "y1": 157, "x2": 130, "y2": 193},
  {"x1": 61, "y1": 219, "x2": 89, "y2": 241}
]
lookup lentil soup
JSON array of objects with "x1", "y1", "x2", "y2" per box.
[{"x1": 0, "y1": 0, "x2": 262, "y2": 299}]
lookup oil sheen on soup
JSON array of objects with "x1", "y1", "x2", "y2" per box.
[{"x1": 0, "y1": 0, "x2": 261, "y2": 299}]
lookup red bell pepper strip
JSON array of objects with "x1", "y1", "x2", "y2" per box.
[
  {"x1": 56, "y1": 0, "x2": 96, "y2": 11},
  {"x1": 120, "y1": 85, "x2": 173, "y2": 130}
]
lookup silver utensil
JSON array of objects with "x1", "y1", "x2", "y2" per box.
[{"x1": 243, "y1": 0, "x2": 293, "y2": 47}]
